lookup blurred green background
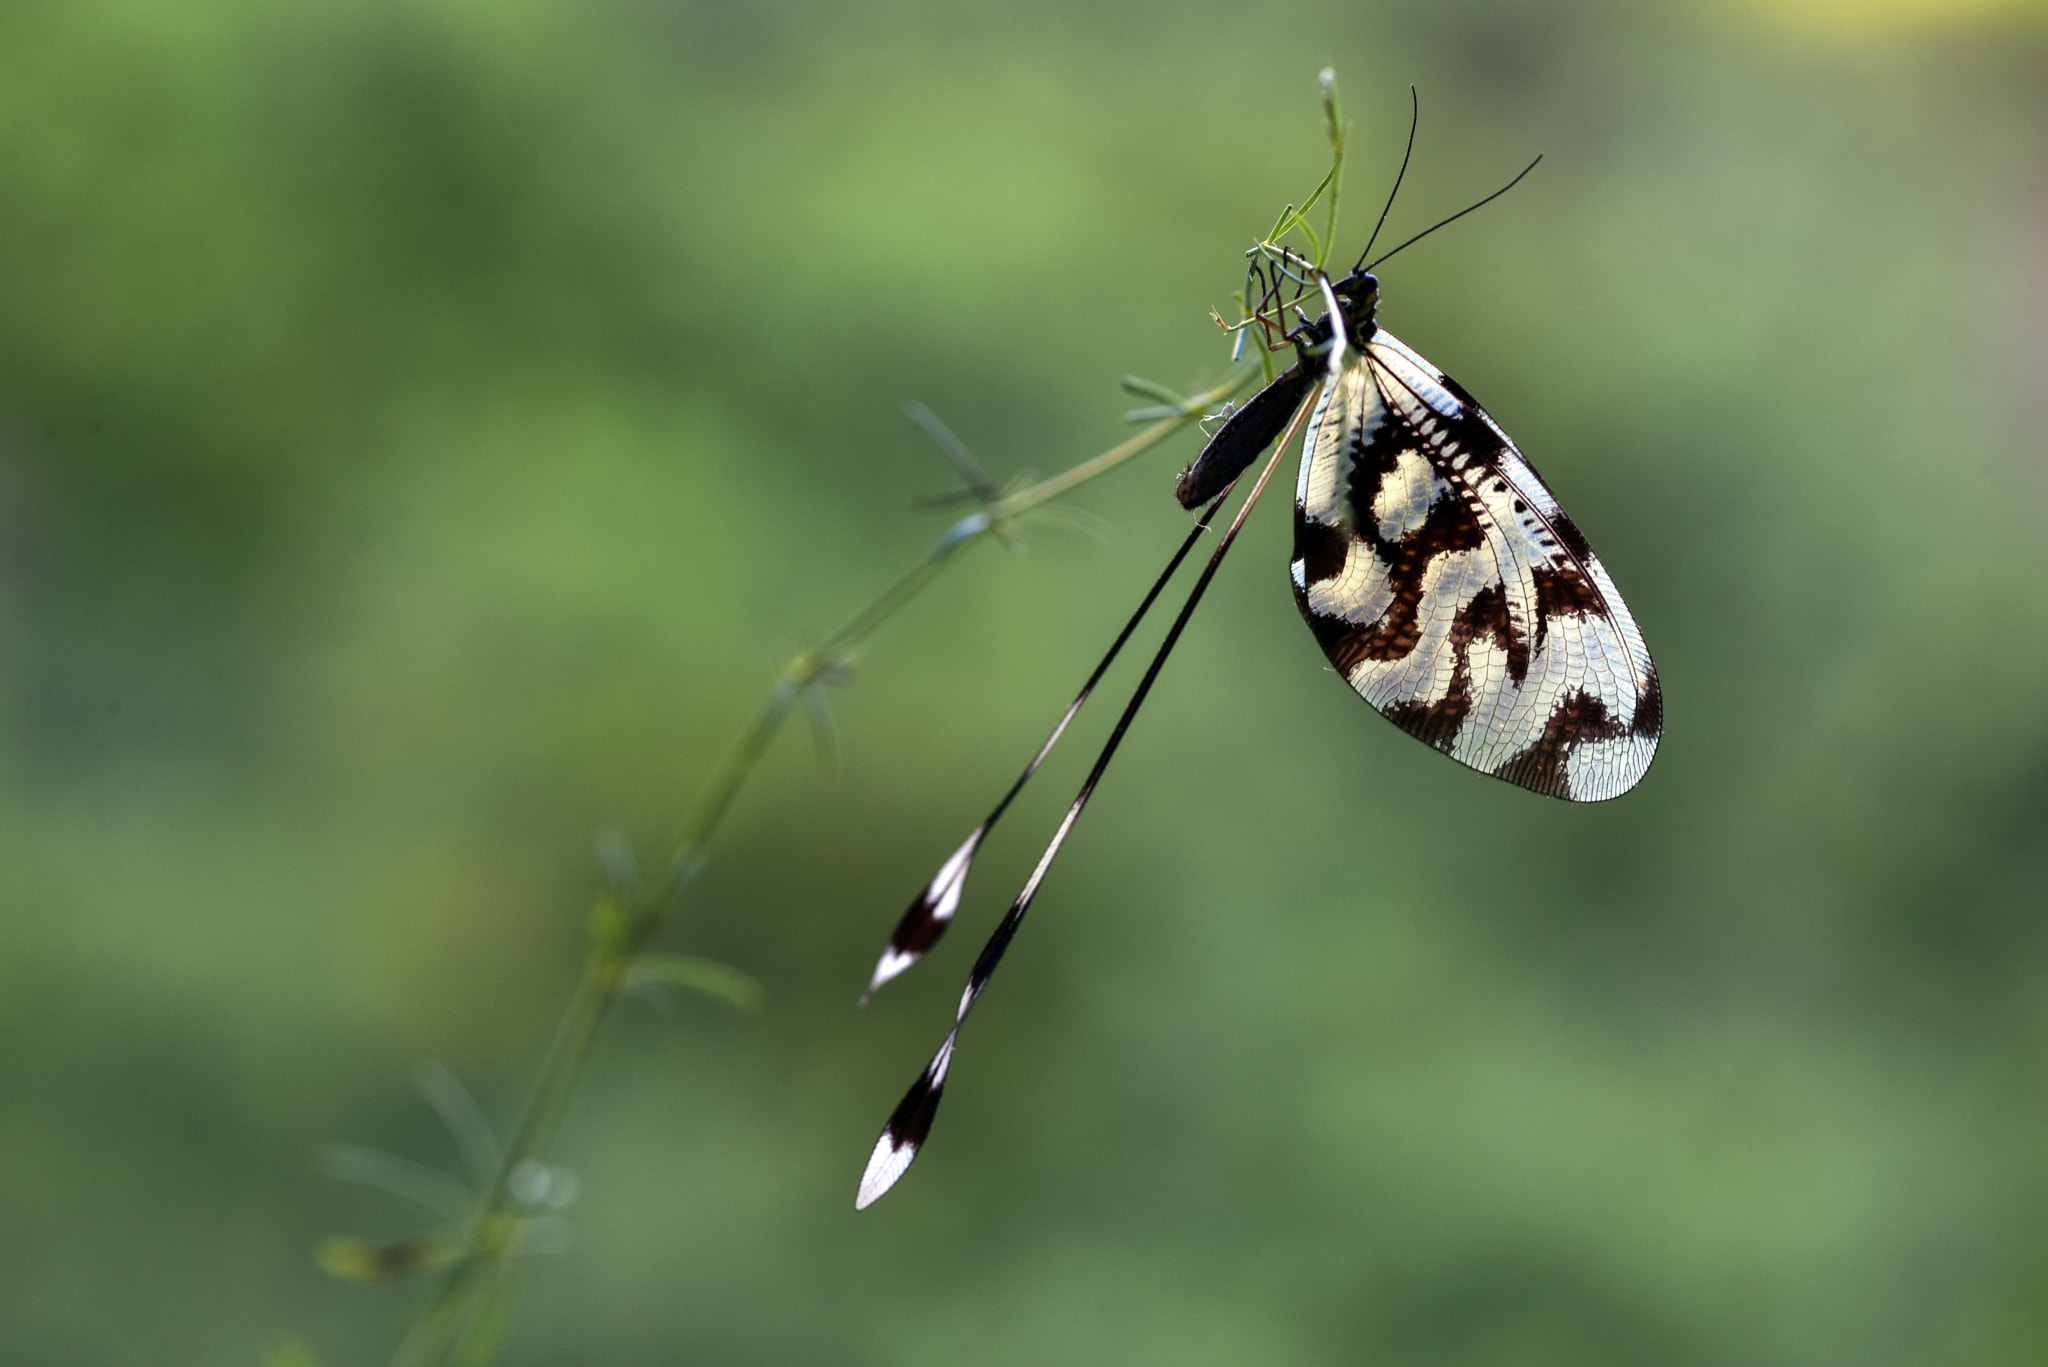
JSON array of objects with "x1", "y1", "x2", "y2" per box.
[{"x1": 4, "y1": 0, "x2": 2047, "y2": 1361}]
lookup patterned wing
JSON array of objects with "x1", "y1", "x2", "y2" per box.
[{"x1": 1290, "y1": 328, "x2": 1660, "y2": 801}]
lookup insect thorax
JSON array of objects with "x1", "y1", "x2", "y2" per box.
[{"x1": 1325, "y1": 270, "x2": 1381, "y2": 350}]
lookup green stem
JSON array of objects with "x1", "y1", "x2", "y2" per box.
[{"x1": 386, "y1": 365, "x2": 1254, "y2": 1366}]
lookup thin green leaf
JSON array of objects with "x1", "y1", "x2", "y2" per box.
[
  {"x1": 318, "y1": 1144, "x2": 474, "y2": 1218},
  {"x1": 1296, "y1": 218, "x2": 1326, "y2": 270},
  {"x1": 1295, "y1": 163, "x2": 1337, "y2": 220},
  {"x1": 1119, "y1": 375, "x2": 1192, "y2": 408},
  {"x1": 595, "y1": 828, "x2": 638, "y2": 895},
  {"x1": 802, "y1": 683, "x2": 839, "y2": 774},
  {"x1": 1023, "y1": 501, "x2": 1112, "y2": 543},
  {"x1": 904, "y1": 401, "x2": 998, "y2": 502},
  {"x1": 626, "y1": 953, "x2": 766, "y2": 1011},
  {"x1": 1318, "y1": 67, "x2": 1345, "y2": 264},
  {"x1": 1267, "y1": 164, "x2": 1336, "y2": 245},
  {"x1": 414, "y1": 1062, "x2": 502, "y2": 1189},
  {"x1": 991, "y1": 518, "x2": 1031, "y2": 555}
]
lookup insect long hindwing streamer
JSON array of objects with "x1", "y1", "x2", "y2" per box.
[
  {"x1": 855, "y1": 402, "x2": 1313, "y2": 1210},
  {"x1": 858, "y1": 495, "x2": 1235, "y2": 1006}
]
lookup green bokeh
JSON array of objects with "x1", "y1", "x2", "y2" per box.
[{"x1": 3, "y1": 0, "x2": 2046, "y2": 1362}]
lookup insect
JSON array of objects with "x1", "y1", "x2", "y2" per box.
[{"x1": 854, "y1": 106, "x2": 1660, "y2": 1209}]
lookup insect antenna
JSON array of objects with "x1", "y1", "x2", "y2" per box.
[
  {"x1": 859, "y1": 485, "x2": 1234, "y2": 1004},
  {"x1": 856, "y1": 393, "x2": 1314, "y2": 1209},
  {"x1": 1362, "y1": 154, "x2": 1542, "y2": 273},
  {"x1": 1353, "y1": 85, "x2": 1419, "y2": 273}
]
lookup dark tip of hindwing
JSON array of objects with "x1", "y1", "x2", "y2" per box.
[
  {"x1": 855, "y1": 1033, "x2": 956, "y2": 1209},
  {"x1": 859, "y1": 829, "x2": 984, "y2": 1007}
]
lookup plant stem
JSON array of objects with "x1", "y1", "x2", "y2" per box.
[{"x1": 387, "y1": 366, "x2": 1253, "y2": 1365}]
